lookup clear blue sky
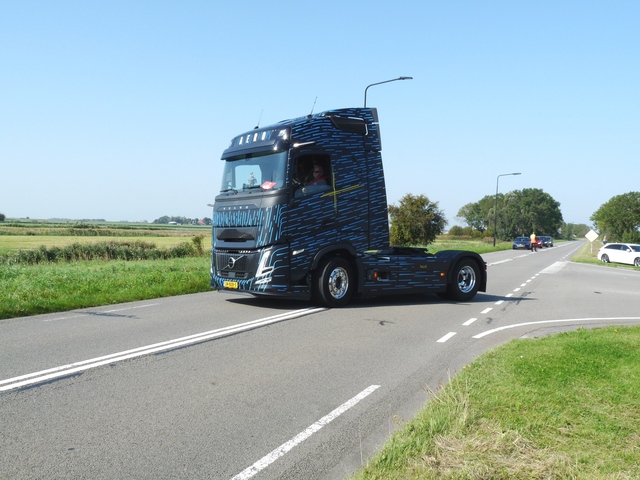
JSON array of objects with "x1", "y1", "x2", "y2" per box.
[{"x1": 2, "y1": 1, "x2": 638, "y2": 226}]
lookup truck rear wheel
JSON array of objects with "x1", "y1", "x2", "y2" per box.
[
  {"x1": 313, "y1": 257, "x2": 354, "y2": 307},
  {"x1": 446, "y1": 258, "x2": 479, "y2": 301}
]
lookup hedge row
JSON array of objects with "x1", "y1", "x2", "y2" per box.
[{"x1": 0, "y1": 238, "x2": 206, "y2": 266}]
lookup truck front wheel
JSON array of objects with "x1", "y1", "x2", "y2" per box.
[
  {"x1": 446, "y1": 258, "x2": 480, "y2": 301},
  {"x1": 313, "y1": 257, "x2": 354, "y2": 307}
]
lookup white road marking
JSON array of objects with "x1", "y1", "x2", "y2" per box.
[
  {"x1": 480, "y1": 307, "x2": 493, "y2": 314},
  {"x1": 495, "y1": 300, "x2": 504, "y2": 305},
  {"x1": 1, "y1": 307, "x2": 325, "y2": 392},
  {"x1": 462, "y1": 318, "x2": 478, "y2": 326},
  {"x1": 437, "y1": 332, "x2": 457, "y2": 343},
  {"x1": 231, "y1": 385, "x2": 381, "y2": 480},
  {"x1": 488, "y1": 259, "x2": 513, "y2": 266},
  {"x1": 473, "y1": 317, "x2": 640, "y2": 339},
  {"x1": 540, "y1": 261, "x2": 569, "y2": 274}
]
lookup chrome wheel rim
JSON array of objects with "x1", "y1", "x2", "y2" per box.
[
  {"x1": 457, "y1": 265, "x2": 476, "y2": 294},
  {"x1": 328, "y1": 267, "x2": 349, "y2": 299}
]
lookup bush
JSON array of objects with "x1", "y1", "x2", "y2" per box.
[
  {"x1": 443, "y1": 226, "x2": 485, "y2": 241},
  {"x1": 448, "y1": 225, "x2": 465, "y2": 236},
  {"x1": 191, "y1": 234, "x2": 205, "y2": 255}
]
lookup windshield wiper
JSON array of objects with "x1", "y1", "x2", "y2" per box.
[{"x1": 221, "y1": 188, "x2": 238, "y2": 194}]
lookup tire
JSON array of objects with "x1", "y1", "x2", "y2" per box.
[
  {"x1": 446, "y1": 258, "x2": 480, "y2": 301},
  {"x1": 634, "y1": 258, "x2": 640, "y2": 267},
  {"x1": 313, "y1": 257, "x2": 354, "y2": 307},
  {"x1": 601, "y1": 254, "x2": 610, "y2": 263}
]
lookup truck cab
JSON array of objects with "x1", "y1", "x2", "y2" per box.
[{"x1": 210, "y1": 108, "x2": 486, "y2": 307}]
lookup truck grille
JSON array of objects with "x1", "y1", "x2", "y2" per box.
[{"x1": 215, "y1": 251, "x2": 250, "y2": 279}]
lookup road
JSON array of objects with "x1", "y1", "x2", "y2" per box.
[{"x1": 2, "y1": 240, "x2": 640, "y2": 479}]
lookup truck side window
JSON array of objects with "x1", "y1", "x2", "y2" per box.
[{"x1": 294, "y1": 154, "x2": 332, "y2": 198}]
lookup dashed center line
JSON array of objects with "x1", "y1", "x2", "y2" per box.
[{"x1": 437, "y1": 332, "x2": 457, "y2": 343}]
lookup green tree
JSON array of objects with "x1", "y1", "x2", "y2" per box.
[
  {"x1": 457, "y1": 202, "x2": 483, "y2": 232},
  {"x1": 389, "y1": 194, "x2": 447, "y2": 246},
  {"x1": 457, "y1": 195, "x2": 498, "y2": 234},
  {"x1": 0, "y1": 213, "x2": 5, "y2": 222},
  {"x1": 501, "y1": 188, "x2": 563, "y2": 239},
  {"x1": 590, "y1": 192, "x2": 640, "y2": 242},
  {"x1": 458, "y1": 189, "x2": 563, "y2": 241}
]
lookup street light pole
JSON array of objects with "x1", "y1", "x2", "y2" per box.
[
  {"x1": 364, "y1": 76, "x2": 413, "y2": 107},
  {"x1": 493, "y1": 172, "x2": 521, "y2": 247}
]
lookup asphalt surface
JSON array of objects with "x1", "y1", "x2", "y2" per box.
[{"x1": 2, "y1": 240, "x2": 640, "y2": 479}]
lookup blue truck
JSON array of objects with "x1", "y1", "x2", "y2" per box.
[{"x1": 210, "y1": 107, "x2": 486, "y2": 307}]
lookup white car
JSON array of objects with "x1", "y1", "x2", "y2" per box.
[{"x1": 597, "y1": 243, "x2": 640, "y2": 267}]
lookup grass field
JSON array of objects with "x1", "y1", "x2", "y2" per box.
[
  {"x1": 0, "y1": 222, "x2": 212, "y2": 319},
  {"x1": 0, "y1": 235, "x2": 209, "y2": 254},
  {"x1": 1, "y1": 257, "x2": 210, "y2": 319},
  {"x1": 0, "y1": 221, "x2": 211, "y2": 253},
  {"x1": 352, "y1": 325, "x2": 640, "y2": 479}
]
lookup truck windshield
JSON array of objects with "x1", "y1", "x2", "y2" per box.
[{"x1": 220, "y1": 151, "x2": 287, "y2": 193}]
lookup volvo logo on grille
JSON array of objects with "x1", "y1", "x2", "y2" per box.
[{"x1": 220, "y1": 254, "x2": 244, "y2": 271}]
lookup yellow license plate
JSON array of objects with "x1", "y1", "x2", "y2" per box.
[{"x1": 223, "y1": 280, "x2": 239, "y2": 289}]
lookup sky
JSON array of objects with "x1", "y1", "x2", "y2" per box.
[{"x1": 2, "y1": 1, "x2": 638, "y2": 226}]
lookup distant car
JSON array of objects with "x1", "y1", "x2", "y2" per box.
[
  {"x1": 539, "y1": 235, "x2": 554, "y2": 247},
  {"x1": 512, "y1": 236, "x2": 531, "y2": 250},
  {"x1": 597, "y1": 243, "x2": 640, "y2": 267}
]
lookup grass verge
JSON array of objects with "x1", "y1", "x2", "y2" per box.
[
  {"x1": 352, "y1": 326, "x2": 640, "y2": 479},
  {"x1": 423, "y1": 238, "x2": 514, "y2": 255},
  {"x1": 0, "y1": 257, "x2": 210, "y2": 319}
]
